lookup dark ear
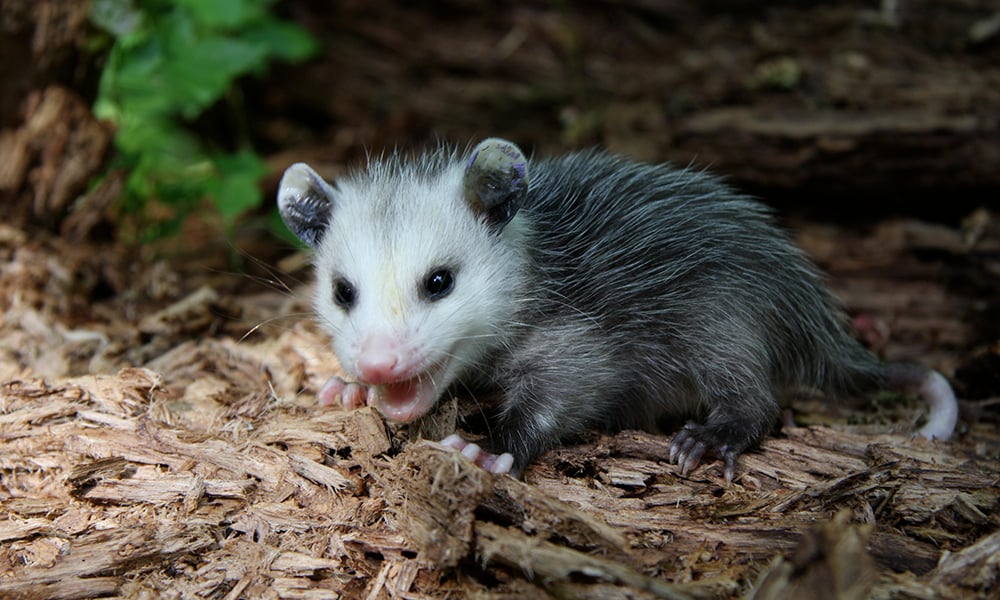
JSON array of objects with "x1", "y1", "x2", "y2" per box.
[
  {"x1": 277, "y1": 163, "x2": 335, "y2": 247},
  {"x1": 463, "y1": 138, "x2": 528, "y2": 231}
]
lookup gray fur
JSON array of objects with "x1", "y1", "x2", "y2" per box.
[
  {"x1": 483, "y1": 150, "x2": 884, "y2": 475},
  {"x1": 281, "y1": 141, "x2": 953, "y2": 479}
]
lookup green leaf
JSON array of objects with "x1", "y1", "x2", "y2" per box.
[
  {"x1": 243, "y1": 20, "x2": 318, "y2": 62},
  {"x1": 109, "y1": 37, "x2": 176, "y2": 117},
  {"x1": 115, "y1": 118, "x2": 200, "y2": 167},
  {"x1": 164, "y1": 35, "x2": 267, "y2": 116},
  {"x1": 89, "y1": 0, "x2": 318, "y2": 241},
  {"x1": 173, "y1": 0, "x2": 270, "y2": 29},
  {"x1": 207, "y1": 151, "x2": 269, "y2": 223}
]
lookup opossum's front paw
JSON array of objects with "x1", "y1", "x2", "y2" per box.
[
  {"x1": 440, "y1": 434, "x2": 515, "y2": 475},
  {"x1": 668, "y1": 422, "x2": 740, "y2": 484},
  {"x1": 318, "y1": 376, "x2": 371, "y2": 410}
]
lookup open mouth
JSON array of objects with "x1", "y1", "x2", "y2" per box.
[{"x1": 371, "y1": 361, "x2": 448, "y2": 423}]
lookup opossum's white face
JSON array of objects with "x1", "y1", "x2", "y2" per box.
[{"x1": 279, "y1": 141, "x2": 530, "y2": 423}]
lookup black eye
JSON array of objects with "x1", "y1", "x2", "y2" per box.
[
  {"x1": 332, "y1": 278, "x2": 356, "y2": 309},
  {"x1": 423, "y1": 269, "x2": 455, "y2": 301}
]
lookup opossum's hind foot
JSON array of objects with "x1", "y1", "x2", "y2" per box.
[
  {"x1": 318, "y1": 376, "x2": 370, "y2": 409},
  {"x1": 668, "y1": 422, "x2": 747, "y2": 484},
  {"x1": 440, "y1": 434, "x2": 515, "y2": 475}
]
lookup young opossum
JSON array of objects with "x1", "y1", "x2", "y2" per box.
[{"x1": 278, "y1": 138, "x2": 958, "y2": 480}]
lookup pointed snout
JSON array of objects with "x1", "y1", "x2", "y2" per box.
[
  {"x1": 356, "y1": 353, "x2": 403, "y2": 384},
  {"x1": 354, "y1": 335, "x2": 413, "y2": 384}
]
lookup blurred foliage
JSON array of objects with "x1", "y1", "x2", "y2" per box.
[{"x1": 90, "y1": 0, "x2": 317, "y2": 241}]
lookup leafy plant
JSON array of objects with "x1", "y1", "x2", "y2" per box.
[{"x1": 90, "y1": 0, "x2": 317, "y2": 240}]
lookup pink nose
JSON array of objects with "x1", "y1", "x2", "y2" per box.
[{"x1": 356, "y1": 354, "x2": 402, "y2": 384}]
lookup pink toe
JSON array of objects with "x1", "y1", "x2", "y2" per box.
[
  {"x1": 491, "y1": 453, "x2": 514, "y2": 475},
  {"x1": 342, "y1": 383, "x2": 368, "y2": 409},
  {"x1": 318, "y1": 377, "x2": 347, "y2": 407},
  {"x1": 439, "y1": 435, "x2": 511, "y2": 475},
  {"x1": 460, "y1": 443, "x2": 482, "y2": 461},
  {"x1": 440, "y1": 434, "x2": 467, "y2": 451},
  {"x1": 317, "y1": 377, "x2": 370, "y2": 410}
]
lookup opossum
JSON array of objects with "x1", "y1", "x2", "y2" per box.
[{"x1": 277, "y1": 138, "x2": 959, "y2": 481}]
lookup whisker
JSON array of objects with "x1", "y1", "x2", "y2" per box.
[{"x1": 237, "y1": 312, "x2": 312, "y2": 343}]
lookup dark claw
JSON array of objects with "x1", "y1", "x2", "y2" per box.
[
  {"x1": 668, "y1": 423, "x2": 697, "y2": 463},
  {"x1": 668, "y1": 433, "x2": 681, "y2": 463},
  {"x1": 680, "y1": 441, "x2": 707, "y2": 475},
  {"x1": 677, "y1": 434, "x2": 698, "y2": 459},
  {"x1": 668, "y1": 437, "x2": 681, "y2": 463},
  {"x1": 722, "y1": 449, "x2": 737, "y2": 484},
  {"x1": 669, "y1": 421, "x2": 743, "y2": 482}
]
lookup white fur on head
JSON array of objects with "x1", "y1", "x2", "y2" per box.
[{"x1": 309, "y1": 147, "x2": 532, "y2": 422}]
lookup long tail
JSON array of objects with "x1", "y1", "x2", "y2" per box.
[
  {"x1": 881, "y1": 363, "x2": 959, "y2": 440},
  {"x1": 802, "y1": 310, "x2": 959, "y2": 441}
]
